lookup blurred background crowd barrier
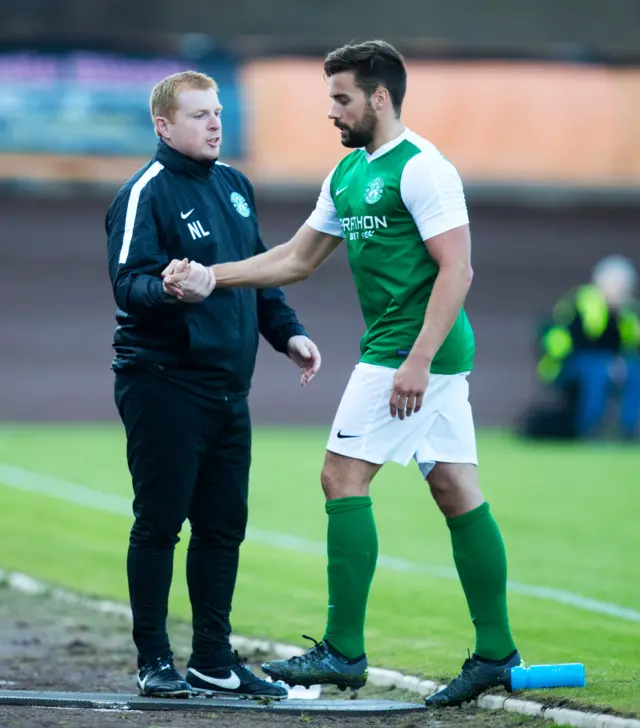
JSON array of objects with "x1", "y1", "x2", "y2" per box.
[
  {"x1": 1, "y1": 49, "x2": 640, "y2": 189},
  {"x1": 1, "y1": 0, "x2": 638, "y2": 438}
]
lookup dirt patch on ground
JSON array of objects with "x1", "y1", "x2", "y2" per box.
[{"x1": 0, "y1": 583, "x2": 552, "y2": 728}]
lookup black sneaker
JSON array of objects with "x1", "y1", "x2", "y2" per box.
[
  {"x1": 187, "y1": 653, "x2": 288, "y2": 700},
  {"x1": 261, "y1": 635, "x2": 368, "y2": 690},
  {"x1": 137, "y1": 656, "x2": 193, "y2": 698},
  {"x1": 425, "y1": 651, "x2": 524, "y2": 707}
]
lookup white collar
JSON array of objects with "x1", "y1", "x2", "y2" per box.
[{"x1": 364, "y1": 128, "x2": 411, "y2": 163}]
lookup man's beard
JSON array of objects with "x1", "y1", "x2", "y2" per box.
[{"x1": 337, "y1": 102, "x2": 376, "y2": 148}]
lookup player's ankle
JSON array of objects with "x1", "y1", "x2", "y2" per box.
[
  {"x1": 474, "y1": 649, "x2": 518, "y2": 666},
  {"x1": 324, "y1": 639, "x2": 366, "y2": 663}
]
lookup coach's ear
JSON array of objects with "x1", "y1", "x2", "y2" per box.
[{"x1": 155, "y1": 115, "x2": 171, "y2": 141}]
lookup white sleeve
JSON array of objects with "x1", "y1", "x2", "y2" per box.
[
  {"x1": 305, "y1": 168, "x2": 344, "y2": 238},
  {"x1": 400, "y1": 152, "x2": 469, "y2": 241}
]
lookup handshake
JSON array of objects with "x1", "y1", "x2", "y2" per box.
[{"x1": 161, "y1": 258, "x2": 216, "y2": 303}]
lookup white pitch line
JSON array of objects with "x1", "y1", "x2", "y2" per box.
[
  {"x1": 0, "y1": 462, "x2": 639, "y2": 623},
  {"x1": 1, "y1": 570, "x2": 638, "y2": 728}
]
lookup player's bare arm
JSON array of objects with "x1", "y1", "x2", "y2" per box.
[
  {"x1": 162, "y1": 224, "x2": 342, "y2": 298},
  {"x1": 412, "y1": 223, "x2": 473, "y2": 362},
  {"x1": 389, "y1": 224, "x2": 473, "y2": 419},
  {"x1": 215, "y1": 224, "x2": 341, "y2": 288}
]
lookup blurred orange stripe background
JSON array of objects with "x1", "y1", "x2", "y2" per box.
[
  {"x1": 241, "y1": 59, "x2": 640, "y2": 187},
  {"x1": 1, "y1": 59, "x2": 639, "y2": 187}
]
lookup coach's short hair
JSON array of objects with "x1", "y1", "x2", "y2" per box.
[
  {"x1": 323, "y1": 40, "x2": 407, "y2": 116},
  {"x1": 149, "y1": 70, "x2": 218, "y2": 133}
]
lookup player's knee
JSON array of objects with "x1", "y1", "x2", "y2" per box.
[
  {"x1": 428, "y1": 480, "x2": 458, "y2": 517},
  {"x1": 427, "y1": 475, "x2": 450, "y2": 501},
  {"x1": 320, "y1": 464, "x2": 363, "y2": 500},
  {"x1": 427, "y1": 463, "x2": 483, "y2": 518},
  {"x1": 321, "y1": 451, "x2": 376, "y2": 500},
  {"x1": 320, "y1": 465, "x2": 342, "y2": 499}
]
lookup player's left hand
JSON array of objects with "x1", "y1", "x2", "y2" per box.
[
  {"x1": 287, "y1": 335, "x2": 322, "y2": 387},
  {"x1": 390, "y1": 356, "x2": 429, "y2": 419}
]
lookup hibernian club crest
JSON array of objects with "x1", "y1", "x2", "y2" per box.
[
  {"x1": 364, "y1": 177, "x2": 384, "y2": 204},
  {"x1": 230, "y1": 191, "x2": 251, "y2": 218}
]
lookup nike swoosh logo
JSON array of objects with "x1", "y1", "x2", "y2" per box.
[
  {"x1": 337, "y1": 430, "x2": 359, "y2": 439},
  {"x1": 180, "y1": 208, "x2": 194, "y2": 219},
  {"x1": 188, "y1": 667, "x2": 241, "y2": 690},
  {"x1": 336, "y1": 187, "x2": 348, "y2": 196}
]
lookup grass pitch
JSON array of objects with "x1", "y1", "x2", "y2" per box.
[{"x1": 0, "y1": 425, "x2": 637, "y2": 715}]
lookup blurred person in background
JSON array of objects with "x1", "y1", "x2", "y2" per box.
[
  {"x1": 106, "y1": 70, "x2": 320, "y2": 700},
  {"x1": 164, "y1": 40, "x2": 523, "y2": 708},
  {"x1": 521, "y1": 255, "x2": 640, "y2": 440}
]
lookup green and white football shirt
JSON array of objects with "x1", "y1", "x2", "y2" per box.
[{"x1": 306, "y1": 128, "x2": 475, "y2": 374}]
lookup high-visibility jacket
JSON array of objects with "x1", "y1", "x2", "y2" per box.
[{"x1": 537, "y1": 285, "x2": 640, "y2": 383}]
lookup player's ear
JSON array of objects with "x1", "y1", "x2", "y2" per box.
[{"x1": 373, "y1": 87, "x2": 387, "y2": 111}]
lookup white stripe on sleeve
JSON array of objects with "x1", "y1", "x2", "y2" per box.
[
  {"x1": 400, "y1": 150, "x2": 468, "y2": 242},
  {"x1": 305, "y1": 167, "x2": 344, "y2": 238},
  {"x1": 118, "y1": 161, "x2": 164, "y2": 264}
]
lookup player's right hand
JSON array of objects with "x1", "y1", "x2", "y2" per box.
[
  {"x1": 163, "y1": 259, "x2": 216, "y2": 303},
  {"x1": 162, "y1": 258, "x2": 189, "y2": 299}
]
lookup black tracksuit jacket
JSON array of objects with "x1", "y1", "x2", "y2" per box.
[{"x1": 106, "y1": 140, "x2": 306, "y2": 398}]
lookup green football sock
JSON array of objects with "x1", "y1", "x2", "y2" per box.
[
  {"x1": 322, "y1": 496, "x2": 378, "y2": 659},
  {"x1": 447, "y1": 501, "x2": 517, "y2": 661}
]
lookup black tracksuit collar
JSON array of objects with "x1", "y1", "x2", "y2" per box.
[{"x1": 155, "y1": 140, "x2": 216, "y2": 180}]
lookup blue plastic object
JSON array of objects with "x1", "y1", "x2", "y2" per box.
[{"x1": 506, "y1": 664, "x2": 586, "y2": 692}]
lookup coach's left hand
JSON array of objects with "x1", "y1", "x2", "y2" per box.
[
  {"x1": 162, "y1": 258, "x2": 189, "y2": 298},
  {"x1": 390, "y1": 356, "x2": 429, "y2": 419},
  {"x1": 287, "y1": 335, "x2": 322, "y2": 387},
  {"x1": 162, "y1": 258, "x2": 216, "y2": 303}
]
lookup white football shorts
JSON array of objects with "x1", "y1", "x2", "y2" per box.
[{"x1": 326, "y1": 362, "x2": 478, "y2": 476}]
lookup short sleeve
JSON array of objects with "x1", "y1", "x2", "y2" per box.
[
  {"x1": 305, "y1": 168, "x2": 344, "y2": 238},
  {"x1": 400, "y1": 152, "x2": 469, "y2": 241}
]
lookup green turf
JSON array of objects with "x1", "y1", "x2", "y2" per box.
[{"x1": 0, "y1": 424, "x2": 638, "y2": 716}]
